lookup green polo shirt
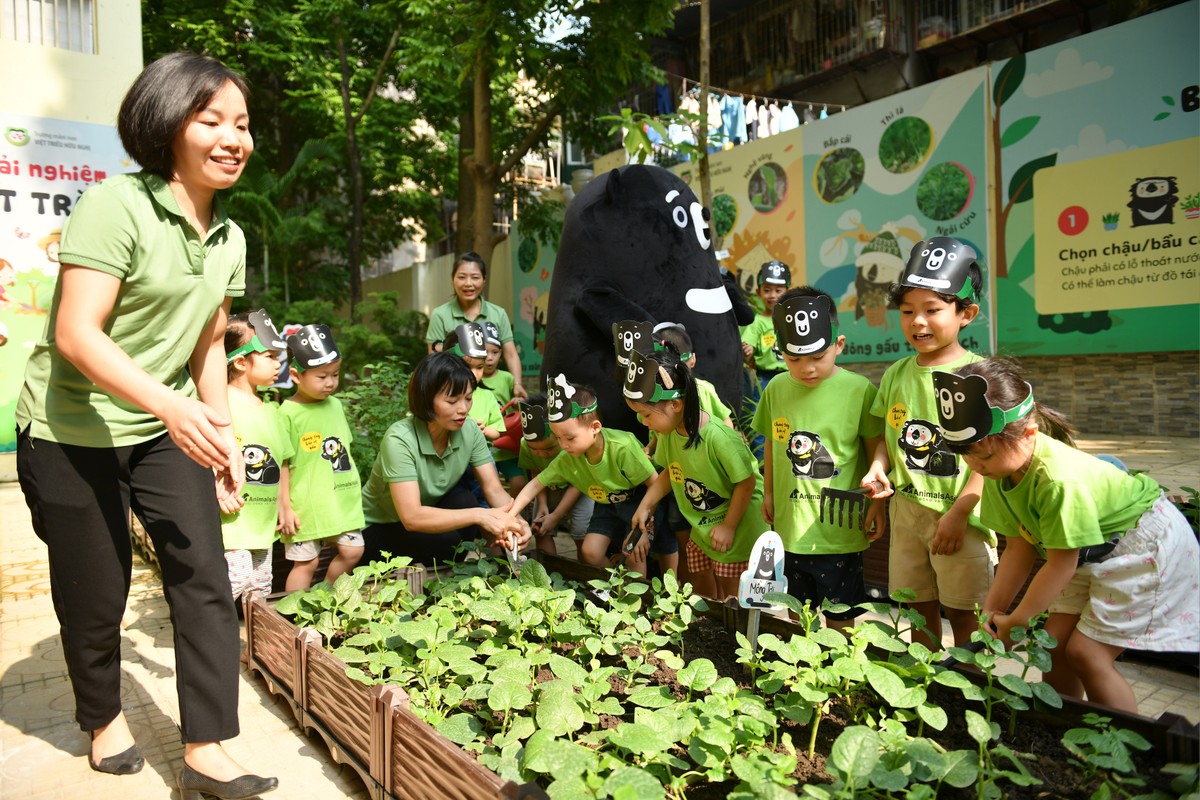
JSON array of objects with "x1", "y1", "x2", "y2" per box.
[
  {"x1": 425, "y1": 298, "x2": 514, "y2": 345},
  {"x1": 361, "y1": 416, "x2": 493, "y2": 524},
  {"x1": 16, "y1": 172, "x2": 246, "y2": 446}
]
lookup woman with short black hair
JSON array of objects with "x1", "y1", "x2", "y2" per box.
[
  {"x1": 360, "y1": 351, "x2": 531, "y2": 565},
  {"x1": 15, "y1": 52, "x2": 276, "y2": 798}
]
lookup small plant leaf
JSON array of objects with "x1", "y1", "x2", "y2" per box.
[
  {"x1": 436, "y1": 713, "x2": 483, "y2": 746},
  {"x1": 677, "y1": 658, "x2": 719, "y2": 692},
  {"x1": 1001, "y1": 116, "x2": 1040, "y2": 148},
  {"x1": 1163, "y1": 95, "x2": 1176, "y2": 106},
  {"x1": 829, "y1": 726, "x2": 881, "y2": 783},
  {"x1": 965, "y1": 709, "x2": 996, "y2": 744},
  {"x1": 941, "y1": 749, "x2": 980, "y2": 788},
  {"x1": 609, "y1": 722, "x2": 671, "y2": 755},
  {"x1": 917, "y1": 701, "x2": 949, "y2": 731},
  {"x1": 627, "y1": 686, "x2": 677, "y2": 708},
  {"x1": 1030, "y1": 680, "x2": 1063, "y2": 708},
  {"x1": 601, "y1": 766, "x2": 665, "y2": 800}
]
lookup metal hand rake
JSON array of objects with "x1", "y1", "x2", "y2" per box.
[{"x1": 818, "y1": 481, "x2": 884, "y2": 531}]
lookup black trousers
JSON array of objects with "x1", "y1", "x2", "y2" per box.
[
  {"x1": 361, "y1": 485, "x2": 482, "y2": 567},
  {"x1": 17, "y1": 428, "x2": 240, "y2": 742}
]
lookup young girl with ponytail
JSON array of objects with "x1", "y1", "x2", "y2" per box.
[
  {"x1": 935, "y1": 357, "x2": 1199, "y2": 713},
  {"x1": 626, "y1": 350, "x2": 766, "y2": 599}
]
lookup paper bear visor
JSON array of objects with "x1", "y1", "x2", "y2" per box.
[
  {"x1": 482, "y1": 321, "x2": 502, "y2": 347},
  {"x1": 622, "y1": 349, "x2": 683, "y2": 403},
  {"x1": 933, "y1": 371, "x2": 1035, "y2": 445},
  {"x1": 546, "y1": 374, "x2": 597, "y2": 422},
  {"x1": 758, "y1": 260, "x2": 791, "y2": 286},
  {"x1": 900, "y1": 237, "x2": 978, "y2": 301},
  {"x1": 288, "y1": 323, "x2": 340, "y2": 371},
  {"x1": 248, "y1": 309, "x2": 287, "y2": 350},
  {"x1": 451, "y1": 322, "x2": 488, "y2": 359},
  {"x1": 518, "y1": 401, "x2": 551, "y2": 440},
  {"x1": 612, "y1": 320, "x2": 657, "y2": 368},
  {"x1": 772, "y1": 295, "x2": 838, "y2": 356}
]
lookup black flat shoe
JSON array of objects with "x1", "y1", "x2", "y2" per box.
[
  {"x1": 178, "y1": 762, "x2": 278, "y2": 800},
  {"x1": 88, "y1": 741, "x2": 144, "y2": 775}
]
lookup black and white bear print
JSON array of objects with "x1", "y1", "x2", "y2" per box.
[
  {"x1": 606, "y1": 490, "x2": 631, "y2": 505},
  {"x1": 786, "y1": 430, "x2": 839, "y2": 479},
  {"x1": 1128, "y1": 177, "x2": 1178, "y2": 227},
  {"x1": 242, "y1": 444, "x2": 280, "y2": 485},
  {"x1": 897, "y1": 419, "x2": 959, "y2": 477},
  {"x1": 321, "y1": 436, "x2": 352, "y2": 472},
  {"x1": 754, "y1": 543, "x2": 778, "y2": 580},
  {"x1": 683, "y1": 478, "x2": 726, "y2": 512}
]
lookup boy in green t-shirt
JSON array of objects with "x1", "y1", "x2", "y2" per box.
[
  {"x1": 753, "y1": 288, "x2": 884, "y2": 631},
  {"x1": 515, "y1": 394, "x2": 593, "y2": 553},
  {"x1": 740, "y1": 260, "x2": 791, "y2": 458},
  {"x1": 481, "y1": 321, "x2": 516, "y2": 405},
  {"x1": 507, "y1": 377, "x2": 678, "y2": 576},
  {"x1": 861, "y1": 237, "x2": 996, "y2": 649},
  {"x1": 279, "y1": 324, "x2": 365, "y2": 592}
]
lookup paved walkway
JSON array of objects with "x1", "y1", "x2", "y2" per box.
[{"x1": 0, "y1": 434, "x2": 1197, "y2": 799}]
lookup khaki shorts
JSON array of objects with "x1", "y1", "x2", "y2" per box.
[
  {"x1": 285, "y1": 530, "x2": 365, "y2": 561},
  {"x1": 888, "y1": 496, "x2": 995, "y2": 610}
]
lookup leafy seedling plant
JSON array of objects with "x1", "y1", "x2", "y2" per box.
[{"x1": 1062, "y1": 712, "x2": 1187, "y2": 800}]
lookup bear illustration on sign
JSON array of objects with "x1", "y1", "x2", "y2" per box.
[
  {"x1": 1127, "y1": 177, "x2": 1178, "y2": 227},
  {"x1": 540, "y1": 165, "x2": 743, "y2": 437}
]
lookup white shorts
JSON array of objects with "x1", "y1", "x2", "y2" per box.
[
  {"x1": 1052, "y1": 495, "x2": 1200, "y2": 653},
  {"x1": 285, "y1": 531, "x2": 364, "y2": 561}
]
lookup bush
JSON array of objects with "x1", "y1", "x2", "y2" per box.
[{"x1": 338, "y1": 356, "x2": 413, "y2": 479}]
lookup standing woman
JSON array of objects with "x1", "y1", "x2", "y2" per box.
[
  {"x1": 425, "y1": 251, "x2": 527, "y2": 399},
  {"x1": 15, "y1": 53, "x2": 277, "y2": 797}
]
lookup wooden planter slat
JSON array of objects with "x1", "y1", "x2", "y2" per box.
[{"x1": 303, "y1": 641, "x2": 374, "y2": 767}]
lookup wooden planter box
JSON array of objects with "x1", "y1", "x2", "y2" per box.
[{"x1": 242, "y1": 592, "x2": 542, "y2": 800}]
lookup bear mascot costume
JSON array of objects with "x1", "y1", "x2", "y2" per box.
[{"x1": 540, "y1": 165, "x2": 744, "y2": 436}]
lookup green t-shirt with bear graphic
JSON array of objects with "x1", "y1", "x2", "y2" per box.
[
  {"x1": 222, "y1": 399, "x2": 295, "y2": 550},
  {"x1": 536, "y1": 428, "x2": 654, "y2": 504},
  {"x1": 654, "y1": 417, "x2": 763, "y2": 563},
  {"x1": 281, "y1": 396, "x2": 365, "y2": 542},
  {"x1": 752, "y1": 368, "x2": 882, "y2": 554},
  {"x1": 740, "y1": 314, "x2": 785, "y2": 374}
]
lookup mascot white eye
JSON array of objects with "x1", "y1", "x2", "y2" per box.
[
  {"x1": 672, "y1": 206, "x2": 689, "y2": 228},
  {"x1": 318, "y1": 332, "x2": 327, "y2": 340}
]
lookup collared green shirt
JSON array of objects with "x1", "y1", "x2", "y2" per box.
[
  {"x1": 16, "y1": 172, "x2": 246, "y2": 446},
  {"x1": 361, "y1": 416, "x2": 493, "y2": 524},
  {"x1": 425, "y1": 298, "x2": 513, "y2": 345}
]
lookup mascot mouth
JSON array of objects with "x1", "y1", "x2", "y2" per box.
[
  {"x1": 940, "y1": 426, "x2": 977, "y2": 443},
  {"x1": 623, "y1": 387, "x2": 644, "y2": 399},
  {"x1": 686, "y1": 286, "x2": 732, "y2": 315},
  {"x1": 786, "y1": 338, "x2": 827, "y2": 355}
]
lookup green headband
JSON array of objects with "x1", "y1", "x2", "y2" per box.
[
  {"x1": 226, "y1": 335, "x2": 272, "y2": 364},
  {"x1": 989, "y1": 385, "x2": 1036, "y2": 436}
]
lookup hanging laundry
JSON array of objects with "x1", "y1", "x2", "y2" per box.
[
  {"x1": 803, "y1": 105, "x2": 817, "y2": 124},
  {"x1": 757, "y1": 101, "x2": 771, "y2": 138},
  {"x1": 720, "y1": 94, "x2": 745, "y2": 145},
  {"x1": 819, "y1": 105, "x2": 829, "y2": 120},
  {"x1": 745, "y1": 97, "x2": 758, "y2": 141},
  {"x1": 779, "y1": 102, "x2": 800, "y2": 132},
  {"x1": 655, "y1": 83, "x2": 674, "y2": 116},
  {"x1": 768, "y1": 101, "x2": 782, "y2": 136}
]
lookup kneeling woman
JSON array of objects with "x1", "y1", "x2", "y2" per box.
[{"x1": 361, "y1": 352, "x2": 530, "y2": 565}]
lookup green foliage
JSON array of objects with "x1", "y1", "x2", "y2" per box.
[
  {"x1": 878, "y1": 117, "x2": 931, "y2": 173},
  {"x1": 711, "y1": 194, "x2": 738, "y2": 239},
  {"x1": 1008, "y1": 153, "x2": 1057, "y2": 205},
  {"x1": 993, "y1": 54, "x2": 1026, "y2": 108},
  {"x1": 338, "y1": 356, "x2": 414, "y2": 479},
  {"x1": 1102, "y1": 212, "x2": 1121, "y2": 224},
  {"x1": 815, "y1": 149, "x2": 865, "y2": 204},
  {"x1": 999, "y1": 116, "x2": 1040, "y2": 148},
  {"x1": 916, "y1": 163, "x2": 971, "y2": 221},
  {"x1": 1062, "y1": 713, "x2": 1166, "y2": 800}
]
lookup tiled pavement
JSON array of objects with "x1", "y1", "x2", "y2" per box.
[{"x1": 1, "y1": 434, "x2": 1197, "y2": 799}]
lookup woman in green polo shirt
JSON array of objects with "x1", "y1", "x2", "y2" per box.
[
  {"x1": 361, "y1": 351, "x2": 531, "y2": 565},
  {"x1": 425, "y1": 251, "x2": 527, "y2": 399},
  {"x1": 14, "y1": 54, "x2": 276, "y2": 797}
]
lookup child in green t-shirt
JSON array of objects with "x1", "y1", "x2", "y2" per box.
[
  {"x1": 861, "y1": 237, "x2": 995, "y2": 649},
  {"x1": 481, "y1": 321, "x2": 516, "y2": 405},
  {"x1": 507, "y1": 378, "x2": 675, "y2": 577},
  {"x1": 221, "y1": 311, "x2": 294, "y2": 599},
  {"x1": 279, "y1": 323, "x2": 365, "y2": 592},
  {"x1": 625, "y1": 349, "x2": 764, "y2": 600},
  {"x1": 935, "y1": 358, "x2": 1198, "y2": 713},
  {"x1": 752, "y1": 288, "x2": 884, "y2": 631},
  {"x1": 515, "y1": 394, "x2": 592, "y2": 554},
  {"x1": 739, "y1": 260, "x2": 792, "y2": 458}
]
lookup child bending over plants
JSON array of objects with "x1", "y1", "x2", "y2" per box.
[{"x1": 935, "y1": 357, "x2": 1200, "y2": 713}]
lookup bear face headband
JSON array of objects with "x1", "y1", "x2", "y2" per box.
[
  {"x1": 612, "y1": 320, "x2": 658, "y2": 368},
  {"x1": 518, "y1": 401, "x2": 552, "y2": 441},
  {"x1": 547, "y1": 373, "x2": 597, "y2": 422},
  {"x1": 622, "y1": 348, "x2": 684, "y2": 403},
  {"x1": 288, "y1": 323, "x2": 340, "y2": 371},
  {"x1": 757, "y1": 260, "x2": 791, "y2": 286},
  {"x1": 772, "y1": 295, "x2": 838, "y2": 357},
  {"x1": 227, "y1": 309, "x2": 287, "y2": 364},
  {"x1": 933, "y1": 372, "x2": 1035, "y2": 445},
  {"x1": 482, "y1": 321, "x2": 502, "y2": 347},
  {"x1": 900, "y1": 237, "x2": 978, "y2": 302},
  {"x1": 448, "y1": 322, "x2": 487, "y2": 360}
]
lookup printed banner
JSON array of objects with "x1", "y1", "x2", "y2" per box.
[
  {"x1": 990, "y1": 2, "x2": 1199, "y2": 354},
  {"x1": 510, "y1": 231, "x2": 553, "y2": 378},
  {"x1": 0, "y1": 115, "x2": 131, "y2": 452},
  {"x1": 800, "y1": 68, "x2": 992, "y2": 362},
  {"x1": 1034, "y1": 139, "x2": 1200, "y2": 314}
]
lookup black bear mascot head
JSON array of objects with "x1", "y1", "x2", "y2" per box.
[{"x1": 540, "y1": 165, "x2": 743, "y2": 437}]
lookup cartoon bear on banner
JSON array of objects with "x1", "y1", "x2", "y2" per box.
[{"x1": 540, "y1": 165, "x2": 743, "y2": 436}]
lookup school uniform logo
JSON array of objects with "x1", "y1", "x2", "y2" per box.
[
  {"x1": 683, "y1": 478, "x2": 726, "y2": 512},
  {"x1": 897, "y1": 419, "x2": 959, "y2": 477},
  {"x1": 321, "y1": 436, "x2": 353, "y2": 472},
  {"x1": 242, "y1": 444, "x2": 280, "y2": 485},
  {"x1": 786, "y1": 430, "x2": 839, "y2": 479}
]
